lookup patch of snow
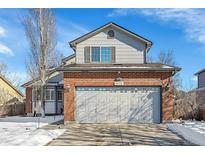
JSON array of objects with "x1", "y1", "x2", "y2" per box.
[
  {"x1": 0, "y1": 115, "x2": 65, "y2": 146},
  {"x1": 0, "y1": 115, "x2": 63, "y2": 124},
  {"x1": 167, "y1": 121, "x2": 205, "y2": 145},
  {"x1": 162, "y1": 65, "x2": 172, "y2": 68}
]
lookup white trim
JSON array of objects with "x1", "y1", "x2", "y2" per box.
[
  {"x1": 45, "y1": 89, "x2": 55, "y2": 101},
  {"x1": 70, "y1": 23, "x2": 152, "y2": 48}
]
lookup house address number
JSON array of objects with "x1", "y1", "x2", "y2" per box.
[{"x1": 114, "y1": 81, "x2": 124, "y2": 86}]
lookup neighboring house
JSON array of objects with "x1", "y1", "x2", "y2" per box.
[
  {"x1": 24, "y1": 22, "x2": 181, "y2": 123},
  {"x1": 195, "y1": 68, "x2": 205, "y2": 89},
  {"x1": 194, "y1": 68, "x2": 205, "y2": 109},
  {"x1": 0, "y1": 74, "x2": 24, "y2": 105}
]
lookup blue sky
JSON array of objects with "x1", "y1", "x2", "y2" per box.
[{"x1": 0, "y1": 8, "x2": 205, "y2": 90}]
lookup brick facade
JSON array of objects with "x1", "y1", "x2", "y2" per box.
[
  {"x1": 25, "y1": 87, "x2": 32, "y2": 113},
  {"x1": 64, "y1": 71, "x2": 174, "y2": 123}
]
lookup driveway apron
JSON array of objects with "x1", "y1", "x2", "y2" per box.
[{"x1": 47, "y1": 123, "x2": 192, "y2": 146}]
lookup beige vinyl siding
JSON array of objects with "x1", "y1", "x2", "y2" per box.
[
  {"x1": 64, "y1": 56, "x2": 76, "y2": 65},
  {"x1": 76, "y1": 28, "x2": 146, "y2": 64},
  {"x1": 198, "y1": 71, "x2": 205, "y2": 88},
  {"x1": 0, "y1": 77, "x2": 24, "y2": 105}
]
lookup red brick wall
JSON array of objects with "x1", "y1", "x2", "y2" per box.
[
  {"x1": 25, "y1": 87, "x2": 32, "y2": 113},
  {"x1": 64, "y1": 72, "x2": 174, "y2": 122}
]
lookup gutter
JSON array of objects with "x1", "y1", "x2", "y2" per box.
[{"x1": 57, "y1": 67, "x2": 179, "y2": 72}]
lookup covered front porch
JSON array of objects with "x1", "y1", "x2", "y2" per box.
[
  {"x1": 30, "y1": 72, "x2": 64, "y2": 115},
  {"x1": 32, "y1": 83, "x2": 64, "y2": 115}
]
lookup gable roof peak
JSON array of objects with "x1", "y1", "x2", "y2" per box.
[{"x1": 69, "y1": 22, "x2": 152, "y2": 51}]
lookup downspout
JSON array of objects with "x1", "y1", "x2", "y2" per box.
[
  {"x1": 173, "y1": 71, "x2": 176, "y2": 119},
  {"x1": 144, "y1": 44, "x2": 151, "y2": 64},
  {"x1": 172, "y1": 69, "x2": 178, "y2": 119},
  {"x1": 144, "y1": 44, "x2": 147, "y2": 63}
]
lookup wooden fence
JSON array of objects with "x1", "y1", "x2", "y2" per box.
[{"x1": 0, "y1": 102, "x2": 25, "y2": 117}]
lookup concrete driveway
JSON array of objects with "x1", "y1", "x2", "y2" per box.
[{"x1": 47, "y1": 123, "x2": 192, "y2": 146}]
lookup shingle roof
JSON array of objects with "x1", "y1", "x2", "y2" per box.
[
  {"x1": 21, "y1": 67, "x2": 60, "y2": 88},
  {"x1": 57, "y1": 63, "x2": 181, "y2": 73},
  {"x1": 194, "y1": 68, "x2": 205, "y2": 75},
  {"x1": 62, "y1": 53, "x2": 75, "y2": 63}
]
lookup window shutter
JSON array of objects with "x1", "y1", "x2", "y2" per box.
[
  {"x1": 111, "y1": 47, "x2": 115, "y2": 63},
  {"x1": 84, "y1": 46, "x2": 90, "y2": 63}
]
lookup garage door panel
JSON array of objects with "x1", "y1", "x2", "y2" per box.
[
  {"x1": 86, "y1": 91, "x2": 97, "y2": 123},
  {"x1": 76, "y1": 87, "x2": 161, "y2": 123},
  {"x1": 118, "y1": 90, "x2": 130, "y2": 122},
  {"x1": 107, "y1": 91, "x2": 118, "y2": 123},
  {"x1": 152, "y1": 88, "x2": 161, "y2": 123},
  {"x1": 76, "y1": 91, "x2": 88, "y2": 123},
  {"x1": 96, "y1": 91, "x2": 107, "y2": 123}
]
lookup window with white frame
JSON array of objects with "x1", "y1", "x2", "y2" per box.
[{"x1": 45, "y1": 89, "x2": 55, "y2": 101}]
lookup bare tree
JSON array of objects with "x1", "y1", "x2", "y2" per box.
[
  {"x1": 0, "y1": 61, "x2": 23, "y2": 91},
  {"x1": 149, "y1": 49, "x2": 183, "y2": 118},
  {"x1": 21, "y1": 9, "x2": 60, "y2": 117},
  {"x1": 148, "y1": 49, "x2": 182, "y2": 89},
  {"x1": 0, "y1": 62, "x2": 8, "y2": 77},
  {"x1": 174, "y1": 89, "x2": 203, "y2": 120},
  {"x1": 157, "y1": 49, "x2": 182, "y2": 89},
  {"x1": 0, "y1": 87, "x2": 12, "y2": 115},
  {"x1": 158, "y1": 49, "x2": 175, "y2": 66}
]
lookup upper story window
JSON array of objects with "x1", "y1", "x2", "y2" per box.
[
  {"x1": 107, "y1": 30, "x2": 115, "y2": 38},
  {"x1": 101, "y1": 47, "x2": 111, "y2": 63},
  {"x1": 91, "y1": 47, "x2": 112, "y2": 63},
  {"x1": 84, "y1": 46, "x2": 115, "y2": 63},
  {"x1": 91, "y1": 47, "x2": 100, "y2": 62}
]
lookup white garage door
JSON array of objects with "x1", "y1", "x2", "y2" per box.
[{"x1": 76, "y1": 87, "x2": 161, "y2": 123}]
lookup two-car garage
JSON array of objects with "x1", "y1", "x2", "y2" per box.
[{"x1": 75, "y1": 86, "x2": 161, "y2": 124}]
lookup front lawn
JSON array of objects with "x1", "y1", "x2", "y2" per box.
[{"x1": 0, "y1": 115, "x2": 65, "y2": 146}]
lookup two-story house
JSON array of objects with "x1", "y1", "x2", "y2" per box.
[{"x1": 23, "y1": 22, "x2": 180, "y2": 123}]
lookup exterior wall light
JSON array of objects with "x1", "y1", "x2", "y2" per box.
[{"x1": 64, "y1": 84, "x2": 71, "y2": 92}]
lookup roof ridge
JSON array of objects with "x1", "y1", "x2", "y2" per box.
[
  {"x1": 69, "y1": 22, "x2": 153, "y2": 51},
  {"x1": 194, "y1": 67, "x2": 205, "y2": 75}
]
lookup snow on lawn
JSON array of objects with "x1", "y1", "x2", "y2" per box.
[
  {"x1": 0, "y1": 115, "x2": 66, "y2": 146},
  {"x1": 167, "y1": 121, "x2": 205, "y2": 145}
]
